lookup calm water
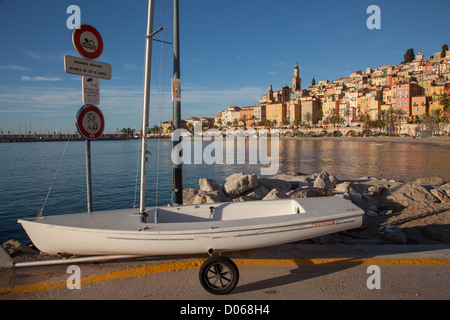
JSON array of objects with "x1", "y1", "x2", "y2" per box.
[{"x1": 1, "y1": 138, "x2": 449, "y2": 243}]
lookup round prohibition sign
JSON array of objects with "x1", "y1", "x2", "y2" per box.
[
  {"x1": 76, "y1": 105, "x2": 105, "y2": 140},
  {"x1": 72, "y1": 24, "x2": 104, "y2": 60}
]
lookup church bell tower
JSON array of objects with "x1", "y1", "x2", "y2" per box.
[{"x1": 292, "y1": 61, "x2": 301, "y2": 92}]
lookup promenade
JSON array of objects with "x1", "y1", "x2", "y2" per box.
[{"x1": 1, "y1": 244, "x2": 449, "y2": 301}]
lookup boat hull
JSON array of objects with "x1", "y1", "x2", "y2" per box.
[{"x1": 19, "y1": 197, "x2": 364, "y2": 256}]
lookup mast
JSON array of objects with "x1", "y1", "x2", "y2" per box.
[
  {"x1": 139, "y1": 0, "x2": 155, "y2": 215},
  {"x1": 172, "y1": 0, "x2": 183, "y2": 205}
]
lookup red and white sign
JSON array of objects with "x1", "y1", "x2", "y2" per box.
[
  {"x1": 72, "y1": 24, "x2": 104, "y2": 60},
  {"x1": 76, "y1": 105, "x2": 105, "y2": 140},
  {"x1": 172, "y1": 78, "x2": 181, "y2": 102}
]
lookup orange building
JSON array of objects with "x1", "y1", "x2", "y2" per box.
[
  {"x1": 266, "y1": 103, "x2": 287, "y2": 126},
  {"x1": 239, "y1": 106, "x2": 255, "y2": 127},
  {"x1": 411, "y1": 95, "x2": 428, "y2": 119}
]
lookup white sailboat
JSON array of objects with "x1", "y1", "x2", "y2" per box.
[{"x1": 17, "y1": 0, "x2": 363, "y2": 294}]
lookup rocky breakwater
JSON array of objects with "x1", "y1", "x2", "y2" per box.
[
  {"x1": 183, "y1": 171, "x2": 450, "y2": 245},
  {"x1": 3, "y1": 172, "x2": 449, "y2": 260}
]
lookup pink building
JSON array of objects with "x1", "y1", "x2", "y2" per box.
[{"x1": 391, "y1": 82, "x2": 421, "y2": 117}]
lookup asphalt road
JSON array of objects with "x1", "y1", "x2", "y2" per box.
[{"x1": 1, "y1": 244, "x2": 449, "y2": 305}]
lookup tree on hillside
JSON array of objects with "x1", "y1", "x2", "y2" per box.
[
  {"x1": 423, "y1": 109, "x2": 448, "y2": 135},
  {"x1": 442, "y1": 44, "x2": 448, "y2": 58},
  {"x1": 403, "y1": 48, "x2": 415, "y2": 63},
  {"x1": 304, "y1": 112, "x2": 312, "y2": 126},
  {"x1": 439, "y1": 93, "x2": 450, "y2": 115}
]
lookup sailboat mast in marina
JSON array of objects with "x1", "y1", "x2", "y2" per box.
[{"x1": 172, "y1": 0, "x2": 183, "y2": 206}]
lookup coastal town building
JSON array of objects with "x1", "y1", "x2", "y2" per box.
[
  {"x1": 159, "y1": 47, "x2": 449, "y2": 133},
  {"x1": 253, "y1": 105, "x2": 266, "y2": 125},
  {"x1": 411, "y1": 95, "x2": 428, "y2": 119},
  {"x1": 300, "y1": 96, "x2": 321, "y2": 124},
  {"x1": 391, "y1": 82, "x2": 421, "y2": 117},
  {"x1": 239, "y1": 106, "x2": 255, "y2": 127},
  {"x1": 266, "y1": 103, "x2": 287, "y2": 126}
]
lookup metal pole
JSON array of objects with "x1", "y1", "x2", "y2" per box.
[
  {"x1": 172, "y1": 0, "x2": 183, "y2": 205},
  {"x1": 85, "y1": 139, "x2": 93, "y2": 213},
  {"x1": 139, "y1": 0, "x2": 155, "y2": 216}
]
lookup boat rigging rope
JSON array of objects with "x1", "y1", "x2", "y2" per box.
[
  {"x1": 154, "y1": 0, "x2": 169, "y2": 223},
  {"x1": 37, "y1": 125, "x2": 76, "y2": 218}
]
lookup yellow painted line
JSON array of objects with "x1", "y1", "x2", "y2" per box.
[
  {"x1": 0, "y1": 260, "x2": 203, "y2": 296},
  {"x1": 1, "y1": 258, "x2": 449, "y2": 295},
  {"x1": 235, "y1": 258, "x2": 450, "y2": 267}
]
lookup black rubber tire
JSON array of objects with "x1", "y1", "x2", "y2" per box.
[{"x1": 199, "y1": 256, "x2": 239, "y2": 295}]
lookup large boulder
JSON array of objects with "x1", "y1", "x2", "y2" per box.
[
  {"x1": 414, "y1": 177, "x2": 444, "y2": 186},
  {"x1": 183, "y1": 188, "x2": 200, "y2": 205},
  {"x1": 2, "y1": 240, "x2": 38, "y2": 258},
  {"x1": 183, "y1": 187, "x2": 230, "y2": 205},
  {"x1": 313, "y1": 171, "x2": 338, "y2": 191},
  {"x1": 199, "y1": 178, "x2": 222, "y2": 192},
  {"x1": 262, "y1": 188, "x2": 288, "y2": 200},
  {"x1": 288, "y1": 187, "x2": 333, "y2": 199},
  {"x1": 243, "y1": 185, "x2": 269, "y2": 200},
  {"x1": 378, "y1": 182, "x2": 440, "y2": 211},
  {"x1": 199, "y1": 178, "x2": 230, "y2": 202},
  {"x1": 266, "y1": 173, "x2": 310, "y2": 189},
  {"x1": 258, "y1": 178, "x2": 292, "y2": 194},
  {"x1": 193, "y1": 191, "x2": 229, "y2": 205},
  {"x1": 430, "y1": 189, "x2": 450, "y2": 203},
  {"x1": 223, "y1": 173, "x2": 258, "y2": 199}
]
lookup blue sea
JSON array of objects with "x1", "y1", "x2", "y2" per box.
[{"x1": 1, "y1": 138, "x2": 449, "y2": 244}]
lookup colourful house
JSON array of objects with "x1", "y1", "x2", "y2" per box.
[
  {"x1": 266, "y1": 103, "x2": 287, "y2": 126},
  {"x1": 391, "y1": 82, "x2": 421, "y2": 117},
  {"x1": 411, "y1": 95, "x2": 428, "y2": 119},
  {"x1": 239, "y1": 106, "x2": 255, "y2": 127}
]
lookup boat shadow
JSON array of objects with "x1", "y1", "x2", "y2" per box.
[{"x1": 232, "y1": 258, "x2": 363, "y2": 295}]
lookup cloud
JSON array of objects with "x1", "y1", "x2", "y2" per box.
[
  {"x1": 123, "y1": 63, "x2": 137, "y2": 70},
  {"x1": 21, "y1": 76, "x2": 62, "y2": 81},
  {"x1": 20, "y1": 49, "x2": 54, "y2": 61},
  {"x1": 0, "y1": 65, "x2": 31, "y2": 71},
  {"x1": 0, "y1": 82, "x2": 267, "y2": 131}
]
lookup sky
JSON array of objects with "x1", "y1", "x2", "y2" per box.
[{"x1": 0, "y1": 0, "x2": 449, "y2": 134}]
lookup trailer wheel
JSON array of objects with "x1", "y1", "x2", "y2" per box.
[{"x1": 199, "y1": 256, "x2": 239, "y2": 295}]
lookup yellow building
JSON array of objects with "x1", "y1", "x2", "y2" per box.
[
  {"x1": 411, "y1": 95, "x2": 428, "y2": 118},
  {"x1": 430, "y1": 85, "x2": 444, "y2": 97},
  {"x1": 429, "y1": 100, "x2": 441, "y2": 113},
  {"x1": 289, "y1": 100, "x2": 301, "y2": 123},
  {"x1": 321, "y1": 95, "x2": 339, "y2": 120},
  {"x1": 357, "y1": 90, "x2": 382, "y2": 120},
  {"x1": 382, "y1": 88, "x2": 392, "y2": 106},
  {"x1": 369, "y1": 99, "x2": 381, "y2": 120},
  {"x1": 265, "y1": 103, "x2": 287, "y2": 126},
  {"x1": 418, "y1": 80, "x2": 434, "y2": 97}
]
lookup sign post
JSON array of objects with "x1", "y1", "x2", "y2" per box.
[
  {"x1": 72, "y1": 24, "x2": 104, "y2": 60},
  {"x1": 82, "y1": 77, "x2": 100, "y2": 106},
  {"x1": 65, "y1": 23, "x2": 111, "y2": 213},
  {"x1": 76, "y1": 104, "x2": 105, "y2": 212},
  {"x1": 64, "y1": 55, "x2": 112, "y2": 79}
]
